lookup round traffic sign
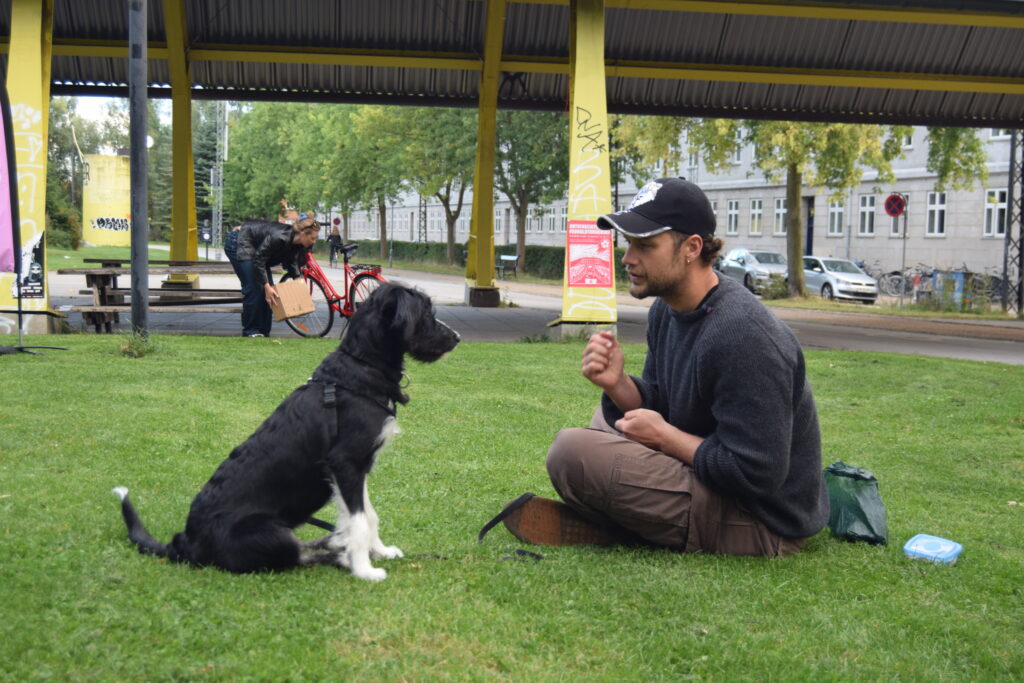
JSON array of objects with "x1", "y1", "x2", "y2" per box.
[{"x1": 884, "y1": 193, "x2": 906, "y2": 218}]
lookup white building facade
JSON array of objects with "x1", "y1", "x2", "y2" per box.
[{"x1": 343, "y1": 126, "x2": 1013, "y2": 277}]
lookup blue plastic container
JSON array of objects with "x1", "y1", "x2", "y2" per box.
[{"x1": 903, "y1": 534, "x2": 963, "y2": 564}]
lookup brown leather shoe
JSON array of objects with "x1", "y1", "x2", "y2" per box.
[{"x1": 478, "y1": 493, "x2": 617, "y2": 546}]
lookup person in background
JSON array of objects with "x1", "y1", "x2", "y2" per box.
[
  {"x1": 224, "y1": 217, "x2": 318, "y2": 337},
  {"x1": 328, "y1": 224, "x2": 343, "y2": 267}
]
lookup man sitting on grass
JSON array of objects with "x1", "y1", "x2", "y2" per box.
[{"x1": 504, "y1": 178, "x2": 829, "y2": 556}]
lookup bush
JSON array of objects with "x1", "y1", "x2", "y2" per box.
[
  {"x1": 760, "y1": 275, "x2": 790, "y2": 300},
  {"x1": 45, "y1": 207, "x2": 82, "y2": 250},
  {"x1": 330, "y1": 239, "x2": 633, "y2": 285}
]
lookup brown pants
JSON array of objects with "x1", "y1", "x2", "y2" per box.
[{"x1": 545, "y1": 411, "x2": 805, "y2": 557}]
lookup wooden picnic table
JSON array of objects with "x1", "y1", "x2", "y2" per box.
[{"x1": 57, "y1": 258, "x2": 263, "y2": 333}]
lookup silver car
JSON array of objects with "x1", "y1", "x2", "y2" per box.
[
  {"x1": 719, "y1": 248, "x2": 787, "y2": 292},
  {"x1": 803, "y1": 256, "x2": 878, "y2": 304}
]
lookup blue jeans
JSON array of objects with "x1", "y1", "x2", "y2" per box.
[{"x1": 225, "y1": 231, "x2": 272, "y2": 336}]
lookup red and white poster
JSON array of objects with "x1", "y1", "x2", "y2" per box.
[{"x1": 565, "y1": 220, "x2": 613, "y2": 288}]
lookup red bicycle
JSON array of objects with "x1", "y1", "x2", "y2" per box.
[{"x1": 280, "y1": 242, "x2": 386, "y2": 337}]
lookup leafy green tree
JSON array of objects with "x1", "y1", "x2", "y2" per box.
[
  {"x1": 191, "y1": 100, "x2": 221, "y2": 233},
  {"x1": 311, "y1": 105, "x2": 365, "y2": 241},
  {"x1": 350, "y1": 106, "x2": 408, "y2": 259},
  {"x1": 619, "y1": 117, "x2": 913, "y2": 295},
  {"x1": 701, "y1": 120, "x2": 911, "y2": 295},
  {"x1": 610, "y1": 115, "x2": 687, "y2": 186},
  {"x1": 358, "y1": 106, "x2": 476, "y2": 264},
  {"x1": 494, "y1": 110, "x2": 569, "y2": 273},
  {"x1": 924, "y1": 127, "x2": 989, "y2": 191},
  {"x1": 222, "y1": 102, "x2": 304, "y2": 222},
  {"x1": 45, "y1": 97, "x2": 99, "y2": 248}
]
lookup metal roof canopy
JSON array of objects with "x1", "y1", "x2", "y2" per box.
[{"x1": 2, "y1": 0, "x2": 1023, "y2": 128}]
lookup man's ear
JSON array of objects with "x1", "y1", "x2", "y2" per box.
[{"x1": 687, "y1": 235, "x2": 704, "y2": 261}]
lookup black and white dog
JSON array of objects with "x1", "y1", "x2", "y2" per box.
[{"x1": 112, "y1": 283, "x2": 459, "y2": 580}]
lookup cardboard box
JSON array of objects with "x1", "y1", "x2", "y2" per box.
[{"x1": 271, "y1": 278, "x2": 316, "y2": 321}]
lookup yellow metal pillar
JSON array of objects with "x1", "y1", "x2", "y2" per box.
[
  {"x1": 465, "y1": 0, "x2": 505, "y2": 307},
  {"x1": 1, "y1": 0, "x2": 56, "y2": 333},
  {"x1": 163, "y1": 0, "x2": 198, "y2": 267},
  {"x1": 558, "y1": 0, "x2": 617, "y2": 328}
]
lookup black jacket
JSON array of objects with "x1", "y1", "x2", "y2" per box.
[{"x1": 233, "y1": 220, "x2": 308, "y2": 288}]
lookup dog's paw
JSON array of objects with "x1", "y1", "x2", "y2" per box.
[
  {"x1": 372, "y1": 544, "x2": 404, "y2": 560},
  {"x1": 112, "y1": 486, "x2": 129, "y2": 501},
  {"x1": 352, "y1": 566, "x2": 387, "y2": 582}
]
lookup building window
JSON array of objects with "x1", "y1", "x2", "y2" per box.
[
  {"x1": 494, "y1": 211, "x2": 502, "y2": 235},
  {"x1": 729, "y1": 130, "x2": 743, "y2": 165},
  {"x1": 985, "y1": 189, "x2": 1008, "y2": 237},
  {"x1": 927, "y1": 192, "x2": 946, "y2": 236},
  {"x1": 773, "y1": 197, "x2": 787, "y2": 235},
  {"x1": 991, "y1": 128, "x2": 1012, "y2": 139},
  {"x1": 828, "y1": 200, "x2": 845, "y2": 236},
  {"x1": 561, "y1": 205, "x2": 568, "y2": 232},
  {"x1": 902, "y1": 133, "x2": 913, "y2": 148},
  {"x1": 749, "y1": 199, "x2": 763, "y2": 236},
  {"x1": 858, "y1": 195, "x2": 875, "y2": 235},
  {"x1": 727, "y1": 199, "x2": 740, "y2": 235}
]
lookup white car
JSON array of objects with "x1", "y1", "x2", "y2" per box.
[
  {"x1": 718, "y1": 248, "x2": 787, "y2": 292},
  {"x1": 802, "y1": 256, "x2": 878, "y2": 304}
]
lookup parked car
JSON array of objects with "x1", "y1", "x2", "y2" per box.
[
  {"x1": 718, "y1": 248, "x2": 787, "y2": 292},
  {"x1": 802, "y1": 256, "x2": 878, "y2": 304}
]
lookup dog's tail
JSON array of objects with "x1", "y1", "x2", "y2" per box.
[{"x1": 111, "y1": 487, "x2": 172, "y2": 558}]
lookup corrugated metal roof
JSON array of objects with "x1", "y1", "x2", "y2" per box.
[{"x1": 3, "y1": 0, "x2": 1023, "y2": 127}]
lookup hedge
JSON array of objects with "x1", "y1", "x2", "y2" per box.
[{"x1": 318, "y1": 239, "x2": 630, "y2": 283}]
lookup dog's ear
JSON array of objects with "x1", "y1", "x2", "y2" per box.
[{"x1": 388, "y1": 286, "x2": 428, "y2": 340}]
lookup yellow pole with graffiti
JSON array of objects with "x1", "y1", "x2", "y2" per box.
[
  {"x1": 560, "y1": 0, "x2": 616, "y2": 325},
  {"x1": 1, "y1": 0, "x2": 55, "y2": 334}
]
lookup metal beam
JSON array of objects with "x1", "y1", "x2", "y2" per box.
[
  {"x1": 519, "y1": 0, "x2": 1024, "y2": 29},
  {"x1": 466, "y1": 0, "x2": 505, "y2": 305},
  {"x1": 1004, "y1": 130, "x2": 1023, "y2": 317},
  {"x1": 163, "y1": 0, "x2": 198, "y2": 264},
  {"x1": 26, "y1": 39, "x2": 1024, "y2": 97}
]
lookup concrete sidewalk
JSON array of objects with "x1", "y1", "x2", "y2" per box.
[{"x1": 46, "y1": 266, "x2": 1024, "y2": 347}]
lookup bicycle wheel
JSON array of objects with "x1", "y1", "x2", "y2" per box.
[
  {"x1": 280, "y1": 273, "x2": 335, "y2": 338},
  {"x1": 350, "y1": 273, "x2": 384, "y2": 312}
]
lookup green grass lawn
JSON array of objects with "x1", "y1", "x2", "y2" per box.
[
  {"x1": 48, "y1": 244, "x2": 210, "y2": 269},
  {"x1": 1, "y1": 335, "x2": 1021, "y2": 679}
]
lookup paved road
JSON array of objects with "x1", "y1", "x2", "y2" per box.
[{"x1": 46, "y1": 267, "x2": 1024, "y2": 364}]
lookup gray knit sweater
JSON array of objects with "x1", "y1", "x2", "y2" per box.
[{"x1": 601, "y1": 275, "x2": 829, "y2": 539}]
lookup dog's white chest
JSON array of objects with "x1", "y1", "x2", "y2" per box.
[{"x1": 375, "y1": 416, "x2": 399, "y2": 450}]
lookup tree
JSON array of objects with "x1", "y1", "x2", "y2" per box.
[
  {"x1": 191, "y1": 100, "x2": 221, "y2": 233},
  {"x1": 222, "y1": 102, "x2": 304, "y2": 222},
  {"x1": 618, "y1": 116, "x2": 913, "y2": 295},
  {"x1": 361, "y1": 106, "x2": 476, "y2": 264},
  {"x1": 494, "y1": 110, "x2": 569, "y2": 273},
  {"x1": 45, "y1": 97, "x2": 100, "y2": 248},
  {"x1": 312, "y1": 105, "x2": 365, "y2": 241},
  {"x1": 924, "y1": 127, "x2": 989, "y2": 191},
  {"x1": 350, "y1": 107, "x2": 407, "y2": 259}
]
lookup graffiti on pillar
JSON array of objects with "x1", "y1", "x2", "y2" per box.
[
  {"x1": 9, "y1": 103, "x2": 45, "y2": 303},
  {"x1": 569, "y1": 106, "x2": 608, "y2": 221},
  {"x1": 92, "y1": 216, "x2": 130, "y2": 232}
]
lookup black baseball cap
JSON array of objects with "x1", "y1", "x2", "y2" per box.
[{"x1": 596, "y1": 177, "x2": 716, "y2": 240}]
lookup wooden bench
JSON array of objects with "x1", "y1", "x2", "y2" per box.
[
  {"x1": 57, "y1": 259, "x2": 260, "y2": 333},
  {"x1": 495, "y1": 254, "x2": 519, "y2": 279}
]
